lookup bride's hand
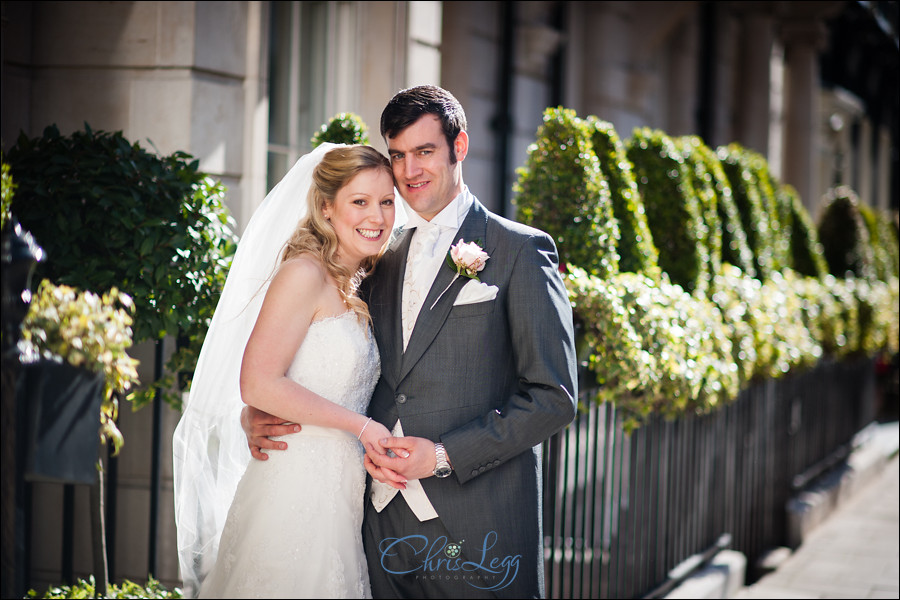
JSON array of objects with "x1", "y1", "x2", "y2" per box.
[
  {"x1": 241, "y1": 405, "x2": 300, "y2": 460},
  {"x1": 357, "y1": 419, "x2": 396, "y2": 456},
  {"x1": 368, "y1": 436, "x2": 438, "y2": 480},
  {"x1": 359, "y1": 420, "x2": 408, "y2": 490},
  {"x1": 364, "y1": 453, "x2": 408, "y2": 490}
]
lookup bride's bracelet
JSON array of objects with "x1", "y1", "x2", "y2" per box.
[{"x1": 357, "y1": 417, "x2": 373, "y2": 440}]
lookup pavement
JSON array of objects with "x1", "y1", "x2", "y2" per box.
[
  {"x1": 729, "y1": 419, "x2": 900, "y2": 600},
  {"x1": 663, "y1": 419, "x2": 899, "y2": 600}
]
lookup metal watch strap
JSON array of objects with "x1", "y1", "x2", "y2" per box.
[{"x1": 434, "y1": 443, "x2": 452, "y2": 477}]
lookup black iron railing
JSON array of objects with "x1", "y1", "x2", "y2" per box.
[
  {"x1": 15, "y1": 355, "x2": 877, "y2": 596},
  {"x1": 542, "y1": 355, "x2": 877, "y2": 599}
]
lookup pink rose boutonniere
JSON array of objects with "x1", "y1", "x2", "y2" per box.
[{"x1": 430, "y1": 239, "x2": 490, "y2": 309}]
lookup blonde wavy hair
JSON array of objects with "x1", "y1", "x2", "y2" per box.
[{"x1": 280, "y1": 145, "x2": 392, "y2": 325}]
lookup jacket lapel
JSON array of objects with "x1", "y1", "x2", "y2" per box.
[
  {"x1": 375, "y1": 228, "x2": 414, "y2": 384},
  {"x1": 399, "y1": 200, "x2": 490, "y2": 383}
]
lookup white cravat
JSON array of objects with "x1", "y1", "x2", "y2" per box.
[{"x1": 401, "y1": 221, "x2": 442, "y2": 351}]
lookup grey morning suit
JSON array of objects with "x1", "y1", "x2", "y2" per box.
[{"x1": 361, "y1": 198, "x2": 578, "y2": 599}]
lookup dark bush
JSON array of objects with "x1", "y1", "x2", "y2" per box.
[
  {"x1": 6, "y1": 124, "x2": 237, "y2": 410},
  {"x1": 817, "y1": 185, "x2": 876, "y2": 281}
]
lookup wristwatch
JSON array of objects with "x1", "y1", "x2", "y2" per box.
[{"x1": 433, "y1": 443, "x2": 453, "y2": 478}]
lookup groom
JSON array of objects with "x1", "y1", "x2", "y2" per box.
[{"x1": 244, "y1": 85, "x2": 577, "y2": 598}]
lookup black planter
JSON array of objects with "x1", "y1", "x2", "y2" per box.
[{"x1": 18, "y1": 360, "x2": 103, "y2": 485}]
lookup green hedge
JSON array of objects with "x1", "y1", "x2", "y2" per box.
[
  {"x1": 784, "y1": 185, "x2": 828, "y2": 278},
  {"x1": 690, "y1": 140, "x2": 756, "y2": 278},
  {"x1": 678, "y1": 136, "x2": 723, "y2": 289},
  {"x1": 1, "y1": 158, "x2": 14, "y2": 230},
  {"x1": 626, "y1": 128, "x2": 709, "y2": 293},
  {"x1": 859, "y1": 202, "x2": 899, "y2": 281},
  {"x1": 745, "y1": 148, "x2": 791, "y2": 271},
  {"x1": 567, "y1": 266, "x2": 739, "y2": 432},
  {"x1": 717, "y1": 143, "x2": 778, "y2": 280},
  {"x1": 511, "y1": 107, "x2": 898, "y2": 430},
  {"x1": 514, "y1": 107, "x2": 619, "y2": 278},
  {"x1": 588, "y1": 116, "x2": 659, "y2": 278}
]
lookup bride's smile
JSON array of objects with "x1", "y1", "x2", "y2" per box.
[{"x1": 324, "y1": 167, "x2": 396, "y2": 269}]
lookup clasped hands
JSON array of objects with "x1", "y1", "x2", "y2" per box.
[{"x1": 241, "y1": 406, "x2": 437, "y2": 490}]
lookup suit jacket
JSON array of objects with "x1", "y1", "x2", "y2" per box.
[{"x1": 363, "y1": 198, "x2": 578, "y2": 597}]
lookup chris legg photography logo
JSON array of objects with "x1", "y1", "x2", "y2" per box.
[{"x1": 377, "y1": 531, "x2": 520, "y2": 591}]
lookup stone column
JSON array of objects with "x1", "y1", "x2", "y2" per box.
[
  {"x1": 581, "y1": 2, "x2": 634, "y2": 129},
  {"x1": 781, "y1": 20, "x2": 828, "y2": 214},
  {"x1": 856, "y1": 118, "x2": 873, "y2": 206},
  {"x1": 735, "y1": 8, "x2": 777, "y2": 156}
]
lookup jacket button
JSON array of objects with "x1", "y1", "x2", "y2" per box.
[{"x1": 395, "y1": 394, "x2": 407, "y2": 404}]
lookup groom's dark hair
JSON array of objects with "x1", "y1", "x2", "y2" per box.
[{"x1": 380, "y1": 85, "x2": 467, "y2": 163}]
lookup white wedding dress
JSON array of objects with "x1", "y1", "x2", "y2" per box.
[{"x1": 198, "y1": 311, "x2": 380, "y2": 599}]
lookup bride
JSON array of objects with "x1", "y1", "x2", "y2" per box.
[{"x1": 173, "y1": 143, "x2": 402, "y2": 598}]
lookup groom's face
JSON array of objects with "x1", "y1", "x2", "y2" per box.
[{"x1": 386, "y1": 114, "x2": 468, "y2": 221}]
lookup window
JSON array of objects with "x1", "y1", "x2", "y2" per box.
[{"x1": 267, "y1": 1, "x2": 348, "y2": 191}]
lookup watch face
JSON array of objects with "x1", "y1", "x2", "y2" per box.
[{"x1": 435, "y1": 465, "x2": 452, "y2": 478}]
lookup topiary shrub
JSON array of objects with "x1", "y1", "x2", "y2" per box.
[
  {"x1": 859, "y1": 203, "x2": 898, "y2": 282},
  {"x1": 626, "y1": 128, "x2": 709, "y2": 294},
  {"x1": 744, "y1": 149, "x2": 790, "y2": 271},
  {"x1": 687, "y1": 140, "x2": 756, "y2": 278},
  {"x1": 587, "y1": 116, "x2": 659, "y2": 278},
  {"x1": 817, "y1": 185, "x2": 876, "y2": 281},
  {"x1": 782, "y1": 184, "x2": 828, "y2": 279},
  {"x1": 678, "y1": 135, "x2": 723, "y2": 290},
  {"x1": 311, "y1": 112, "x2": 369, "y2": 147},
  {"x1": 514, "y1": 107, "x2": 619, "y2": 278},
  {"x1": 874, "y1": 209, "x2": 900, "y2": 279},
  {"x1": 6, "y1": 124, "x2": 238, "y2": 410},
  {"x1": 717, "y1": 143, "x2": 777, "y2": 280}
]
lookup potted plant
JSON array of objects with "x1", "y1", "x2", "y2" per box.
[
  {"x1": 311, "y1": 112, "x2": 369, "y2": 147},
  {"x1": 17, "y1": 279, "x2": 139, "y2": 483}
]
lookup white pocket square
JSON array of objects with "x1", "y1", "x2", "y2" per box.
[{"x1": 453, "y1": 279, "x2": 499, "y2": 305}]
